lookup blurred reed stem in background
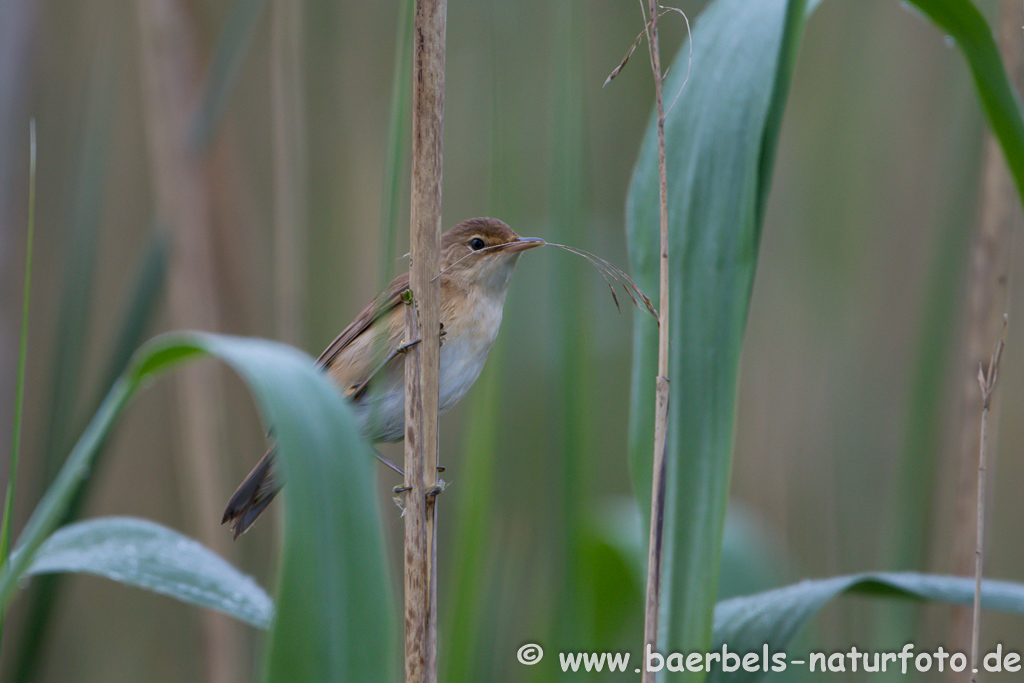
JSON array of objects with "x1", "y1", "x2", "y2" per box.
[
  {"x1": 874, "y1": 9, "x2": 984, "y2": 656},
  {"x1": 441, "y1": 4, "x2": 511, "y2": 680},
  {"x1": 271, "y1": 0, "x2": 308, "y2": 346},
  {"x1": 137, "y1": 1, "x2": 240, "y2": 681},
  {"x1": 0, "y1": 120, "x2": 36, "y2": 649},
  {"x1": 378, "y1": 0, "x2": 413, "y2": 292},
  {"x1": 549, "y1": 0, "x2": 595, "y2": 662},
  {"x1": 10, "y1": 35, "x2": 120, "y2": 683}
]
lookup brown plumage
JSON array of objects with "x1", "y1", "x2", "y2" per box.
[{"x1": 222, "y1": 217, "x2": 543, "y2": 537}]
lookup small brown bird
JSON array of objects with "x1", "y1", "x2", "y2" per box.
[{"x1": 223, "y1": 217, "x2": 544, "y2": 537}]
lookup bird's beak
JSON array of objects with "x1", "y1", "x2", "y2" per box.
[{"x1": 501, "y1": 237, "x2": 545, "y2": 253}]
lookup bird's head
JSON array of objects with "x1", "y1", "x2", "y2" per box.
[{"x1": 440, "y1": 217, "x2": 544, "y2": 294}]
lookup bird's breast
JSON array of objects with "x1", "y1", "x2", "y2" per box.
[{"x1": 438, "y1": 293, "x2": 505, "y2": 413}]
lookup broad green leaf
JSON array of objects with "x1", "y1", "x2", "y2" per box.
[
  {"x1": 0, "y1": 332, "x2": 394, "y2": 682},
  {"x1": 21, "y1": 517, "x2": 272, "y2": 629},
  {"x1": 628, "y1": 1, "x2": 1024, "y2": 680},
  {"x1": 625, "y1": 0, "x2": 809, "y2": 675},
  {"x1": 590, "y1": 499, "x2": 788, "y2": 606},
  {"x1": 708, "y1": 572, "x2": 1024, "y2": 682}
]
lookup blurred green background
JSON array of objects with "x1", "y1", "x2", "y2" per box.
[{"x1": 1, "y1": 0, "x2": 1023, "y2": 680}]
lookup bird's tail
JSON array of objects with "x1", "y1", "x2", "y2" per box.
[{"x1": 222, "y1": 446, "x2": 280, "y2": 539}]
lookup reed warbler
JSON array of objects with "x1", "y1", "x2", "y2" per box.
[{"x1": 223, "y1": 217, "x2": 543, "y2": 537}]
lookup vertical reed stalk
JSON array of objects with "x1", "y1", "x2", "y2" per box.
[
  {"x1": 271, "y1": 0, "x2": 307, "y2": 345},
  {"x1": 641, "y1": 1, "x2": 670, "y2": 679},
  {"x1": 404, "y1": 0, "x2": 446, "y2": 681}
]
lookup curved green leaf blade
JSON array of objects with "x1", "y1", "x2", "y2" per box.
[
  {"x1": 907, "y1": 0, "x2": 1024, "y2": 203},
  {"x1": 626, "y1": 0, "x2": 808, "y2": 672},
  {"x1": 21, "y1": 517, "x2": 272, "y2": 629},
  {"x1": 207, "y1": 334, "x2": 398, "y2": 683},
  {"x1": 709, "y1": 572, "x2": 1024, "y2": 682},
  {"x1": 0, "y1": 332, "x2": 394, "y2": 682}
]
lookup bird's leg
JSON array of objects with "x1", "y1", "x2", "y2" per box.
[
  {"x1": 350, "y1": 338, "x2": 422, "y2": 402},
  {"x1": 373, "y1": 449, "x2": 405, "y2": 476},
  {"x1": 395, "y1": 338, "x2": 421, "y2": 354},
  {"x1": 429, "y1": 461, "x2": 446, "y2": 495},
  {"x1": 395, "y1": 322, "x2": 445, "y2": 353},
  {"x1": 389, "y1": 322, "x2": 447, "y2": 499},
  {"x1": 354, "y1": 324, "x2": 447, "y2": 400}
]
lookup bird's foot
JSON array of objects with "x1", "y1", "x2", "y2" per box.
[
  {"x1": 391, "y1": 471, "x2": 448, "y2": 513},
  {"x1": 395, "y1": 338, "x2": 421, "y2": 354}
]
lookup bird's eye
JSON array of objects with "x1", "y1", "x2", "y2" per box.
[{"x1": 469, "y1": 237, "x2": 486, "y2": 251}]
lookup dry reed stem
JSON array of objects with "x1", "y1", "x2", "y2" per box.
[
  {"x1": 970, "y1": 316, "x2": 1007, "y2": 682},
  {"x1": 404, "y1": 0, "x2": 446, "y2": 681},
  {"x1": 640, "y1": 0, "x2": 671, "y2": 679}
]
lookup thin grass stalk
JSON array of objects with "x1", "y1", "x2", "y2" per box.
[
  {"x1": 271, "y1": 0, "x2": 308, "y2": 345},
  {"x1": 0, "y1": 376, "x2": 135, "y2": 613},
  {"x1": 404, "y1": 0, "x2": 446, "y2": 680},
  {"x1": 11, "y1": 43, "x2": 118, "y2": 683},
  {"x1": 640, "y1": 0, "x2": 670, "y2": 677},
  {"x1": 970, "y1": 396, "x2": 990, "y2": 683},
  {"x1": 970, "y1": 317, "x2": 1007, "y2": 681},
  {"x1": 0, "y1": 121, "x2": 35, "y2": 647}
]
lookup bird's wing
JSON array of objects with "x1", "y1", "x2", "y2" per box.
[
  {"x1": 315, "y1": 272, "x2": 410, "y2": 370},
  {"x1": 225, "y1": 275, "x2": 412, "y2": 538}
]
